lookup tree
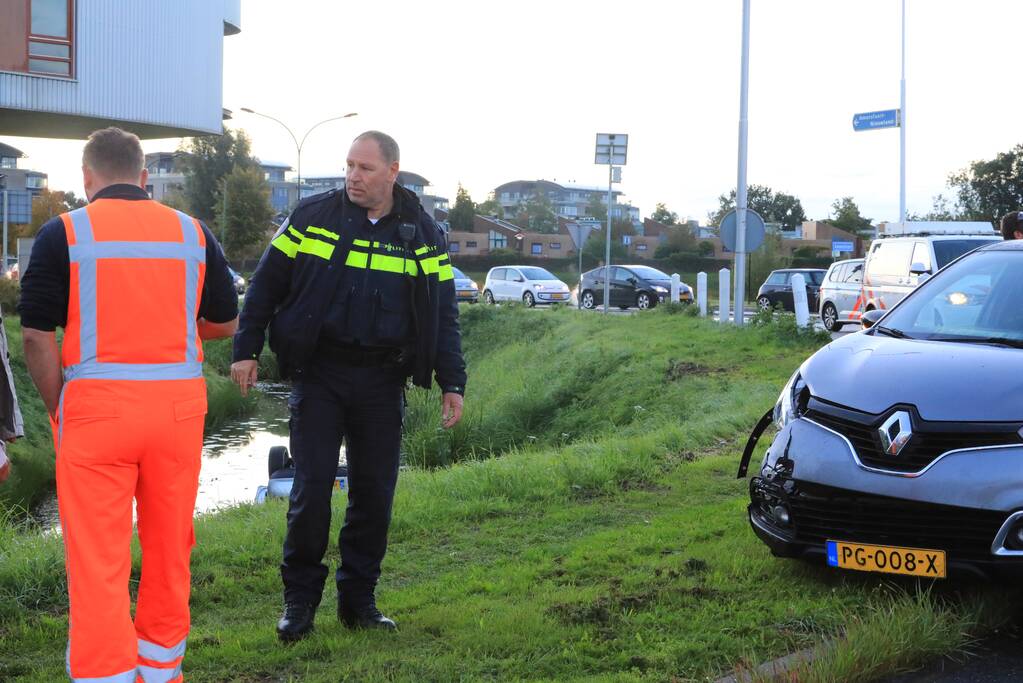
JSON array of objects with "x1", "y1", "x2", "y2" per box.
[
  {"x1": 582, "y1": 232, "x2": 627, "y2": 264},
  {"x1": 215, "y1": 166, "x2": 274, "y2": 261},
  {"x1": 748, "y1": 232, "x2": 791, "y2": 299},
  {"x1": 448, "y1": 184, "x2": 476, "y2": 232},
  {"x1": 710, "y1": 185, "x2": 807, "y2": 231},
  {"x1": 182, "y1": 128, "x2": 257, "y2": 224},
  {"x1": 28, "y1": 188, "x2": 86, "y2": 235},
  {"x1": 476, "y1": 192, "x2": 503, "y2": 219},
  {"x1": 650, "y1": 202, "x2": 679, "y2": 226},
  {"x1": 653, "y1": 225, "x2": 697, "y2": 258},
  {"x1": 908, "y1": 194, "x2": 960, "y2": 221},
  {"x1": 511, "y1": 193, "x2": 558, "y2": 233},
  {"x1": 697, "y1": 240, "x2": 715, "y2": 257},
  {"x1": 829, "y1": 197, "x2": 873, "y2": 236},
  {"x1": 586, "y1": 194, "x2": 607, "y2": 222},
  {"x1": 947, "y1": 144, "x2": 1023, "y2": 224}
]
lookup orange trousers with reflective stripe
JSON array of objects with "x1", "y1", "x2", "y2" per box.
[{"x1": 57, "y1": 377, "x2": 205, "y2": 682}]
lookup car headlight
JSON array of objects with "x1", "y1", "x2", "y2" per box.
[
  {"x1": 653, "y1": 285, "x2": 668, "y2": 293},
  {"x1": 773, "y1": 370, "x2": 808, "y2": 429},
  {"x1": 533, "y1": 284, "x2": 543, "y2": 289},
  {"x1": 470, "y1": 281, "x2": 479, "y2": 290}
]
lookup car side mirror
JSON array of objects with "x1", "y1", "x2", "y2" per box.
[
  {"x1": 628, "y1": 277, "x2": 638, "y2": 285},
  {"x1": 910, "y1": 261, "x2": 931, "y2": 276},
  {"x1": 861, "y1": 309, "x2": 885, "y2": 330}
]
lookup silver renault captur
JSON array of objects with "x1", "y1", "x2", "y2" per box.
[{"x1": 744, "y1": 239, "x2": 1023, "y2": 580}]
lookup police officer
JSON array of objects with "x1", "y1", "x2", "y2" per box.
[{"x1": 231, "y1": 130, "x2": 466, "y2": 641}]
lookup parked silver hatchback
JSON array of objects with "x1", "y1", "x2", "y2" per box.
[{"x1": 818, "y1": 258, "x2": 864, "y2": 332}]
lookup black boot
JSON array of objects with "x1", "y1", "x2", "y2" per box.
[
  {"x1": 277, "y1": 602, "x2": 316, "y2": 642},
  {"x1": 338, "y1": 599, "x2": 397, "y2": 631}
]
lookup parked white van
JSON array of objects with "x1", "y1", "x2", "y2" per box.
[{"x1": 862, "y1": 222, "x2": 1001, "y2": 313}]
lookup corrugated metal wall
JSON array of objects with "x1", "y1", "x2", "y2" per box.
[{"x1": 0, "y1": 0, "x2": 237, "y2": 135}]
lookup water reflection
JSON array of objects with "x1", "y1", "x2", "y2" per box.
[{"x1": 32, "y1": 382, "x2": 296, "y2": 530}]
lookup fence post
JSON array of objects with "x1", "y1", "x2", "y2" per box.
[
  {"x1": 697, "y1": 272, "x2": 707, "y2": 316},
  {"x1": 790, "y1": 273, "x2": 810, "y2": 327},
  {"x1": 670, "y1": 273, "x2": 681, "y2": 303},
  {"x1": 718, "y1": 268, "x2": 730, "y2": 323}
]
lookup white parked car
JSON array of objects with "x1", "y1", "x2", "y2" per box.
[{"x1": 482, "y1": 266, "x2": 572, "y2": 307}]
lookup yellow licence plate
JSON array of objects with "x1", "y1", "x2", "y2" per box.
[{"x1": 826, "y1": 540, "x2": 946, "y2": 578}]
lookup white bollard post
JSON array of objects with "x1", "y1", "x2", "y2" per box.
[
  {"x1": 697, "y1": 272, "x2": 708, "y2": 316},
  {"x1": 670, "y1": 273, "x2": 681, "y2": 303},
  {"x1": 791, "y1": 273, "x2": 810, "y2": 327},
  {"x1": 718, "y1": 268, "x2": 730, "y2": 323}
]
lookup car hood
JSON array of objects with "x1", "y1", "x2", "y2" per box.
[
  {"x1": 454, "y1": 279, "x2": 476, "y2": 288},
  {"x1": 803, "y1": 333, "x2": 1023, "y2": 421},
  {"x1": 529, "y1": 279, "x2": 569, "y2": 289}
]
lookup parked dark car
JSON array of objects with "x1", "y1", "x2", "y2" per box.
[
  {"x1": 744, "y1": 240, "x2": 1023, "y2": 579},
  {"x1": 579, "y1": 265, "x2": 692, "y2": 310},
  {"x1": 756, "y1": 269, "x2": 826, "y2": 312}
]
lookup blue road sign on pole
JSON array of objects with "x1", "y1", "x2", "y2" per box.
[
  {"x1": 853, "y1": 109, "x2": 900, "y2": 131},
  {"x1": 832, "y1": 239, "x2": 855, "y2": 252}
]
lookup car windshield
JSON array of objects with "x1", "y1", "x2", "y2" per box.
[
  {"x1": 880, "y1": 250, "x2": 1023, "y2": 344},
  {"x1": 933, "y1": 239, "x2": 997, "y2": 269},
  {"x1": 628, "y1": 266, "x2": 670, "y2": 280},
  {"x1": 451, "y1": 266, "x2": 467, "y2": 279},
  {"x1": 519, "y1": 267, "x2": 557, "y2": 281}
]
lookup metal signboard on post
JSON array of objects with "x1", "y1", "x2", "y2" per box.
[
  {"x1": 831, "y1": 239, "x2": 855, "y2": 253},
  {"x1": 594, "y1": 133, "x2": 628, "y2": 314},
  {"x1": 566, "y1": 222, "x2": 596, "y2": 309},
  {"x1": 852, "y1": 109, "x2": 900, "y2": 131},
  {"x1": 719, "y1": 208, "x2": 766, "y2": 252}
]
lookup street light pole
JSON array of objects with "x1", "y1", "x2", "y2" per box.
[
  {"x1": 899, "y1": 0, "x2": 907, "y2": 224},
  {"x1": 733, "y1": 0, "x2": 751, "y2": 326},
  {"x1": 240, "y1": 109, "x2": 357, "y2": 206}
]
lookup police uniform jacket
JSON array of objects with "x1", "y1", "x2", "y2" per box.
[{"x1": 233, "y1": 184, "x2": 467, "y2": 394}]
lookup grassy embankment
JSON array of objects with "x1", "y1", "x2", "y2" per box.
[
  {"x1": 0, "y1": 319, "x2": 269, "y2": 513},
  {"x1": 1, "y1": 306, "x2": 1017, "y2": 682}
]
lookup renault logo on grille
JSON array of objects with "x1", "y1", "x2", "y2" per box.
[{"x1": 879, "y1": 411, "x2": 913, "y2": 456}]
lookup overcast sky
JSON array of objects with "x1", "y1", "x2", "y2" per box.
[{"x1": 7, "y1": 0, "x2": 1022, "y2": 225}]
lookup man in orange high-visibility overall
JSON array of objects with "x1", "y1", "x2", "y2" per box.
[{"x1": 19, "y1": 128, "x2": 239, "y2": 683}]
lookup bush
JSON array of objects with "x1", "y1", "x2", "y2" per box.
[{"x1": 0, "y1": 279, "x2": 19, "y2": 316}]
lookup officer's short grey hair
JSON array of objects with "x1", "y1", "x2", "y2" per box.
[{"x1": 354, "y1": 130, "x2": 400, "y2": 165}]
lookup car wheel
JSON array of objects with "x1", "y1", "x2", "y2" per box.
[
  {"x1": 523, "y1": 291, "x2": 536, "y2": 307},
  {"x1": 636, "y1": 292, "x2": 652, "y2": 310},
  {"x1": 483, "y1": 290, "x2": 495, "y2": 305},
  {"x1": 757, "y1": 296, "x2": 772, "y2": 311},
  {"x1": 581, "y1": 290, "x2": 595, "y2": 309},
  {"x1": 822, "y1": 303, "x2": 841, "y2": 332},
  {"x1": 268, "y1": 446, "x2": 290, "y2": 478}
]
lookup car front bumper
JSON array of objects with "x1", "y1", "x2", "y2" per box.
[{"x1": 747, "y1": 418, "x2": 1023, "y2": 579}]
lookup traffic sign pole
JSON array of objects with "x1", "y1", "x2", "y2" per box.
[
  {"x1": 733, "y1": 0, "x2": 751, "y2": 326},
  {"x1": 900, "y1": 0, "x2": 907, "y2": 224}
]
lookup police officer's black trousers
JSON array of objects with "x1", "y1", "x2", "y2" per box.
[{"x1": 281, "y1": 358, "x2": 405, "y2": 609}]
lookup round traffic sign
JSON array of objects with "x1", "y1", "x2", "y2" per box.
[{"x1": 719, "y1": 209, "x2": 766, "y2": 252}]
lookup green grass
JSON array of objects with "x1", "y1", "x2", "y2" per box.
[
  {"x1": 1, "y1": 308, "x2": 1018, "y2": 682},
  {"x1": 0, "y1": 323, "x2": 262, "y2": 513}
]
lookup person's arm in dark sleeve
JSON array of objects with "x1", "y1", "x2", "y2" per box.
[
  {"x1": 17, "y1": 219, "x2": 69, "y2": 332},
  {"x1": 433, "y1": 249, "x2": 467, "y2": 395},
  {"x1": 232, "y1": 218, "x2": 297, "y2": 363},
  {"x1": 17, "y1": 219, "x2": 69, "y2": 417},
  {"x1": 197, "y1": 222, "x2": 239, "y2": 339}
]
